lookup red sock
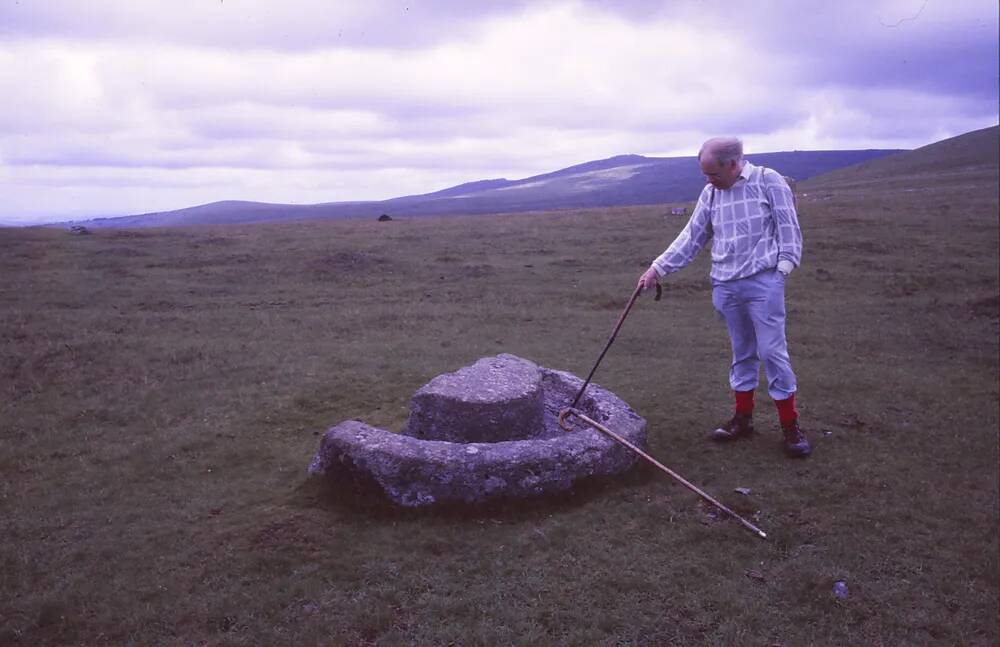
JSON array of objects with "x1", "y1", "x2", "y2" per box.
[
  {"x1": 734, "y1": 390, "x2": 755, "y2": 416},
  {"x1": 775, "y1": 393, "x2": 798, "y2": 427}
]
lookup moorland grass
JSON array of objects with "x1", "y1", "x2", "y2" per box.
[{"x1": 1, "y1": 167, "x2": 998, "y2": 645}]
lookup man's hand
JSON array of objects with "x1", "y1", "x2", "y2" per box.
[
  {"x1": 777, "y1": 260, "x2": 795, "y2": 276},
  {"x1": 638, "y1": 266, "x2": 660, "y2": 292}
]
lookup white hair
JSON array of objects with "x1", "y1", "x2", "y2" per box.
[{"x1": 699, "y1": 137, "x2": 744, "y2": 166}]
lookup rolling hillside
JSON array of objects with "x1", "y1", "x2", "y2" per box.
[
  {"x1": 60, "y1": 148, "x2": 900, "y2": 228},
  {"x1": 804, "y1": 124, "x2": 998, "y2": 191}
]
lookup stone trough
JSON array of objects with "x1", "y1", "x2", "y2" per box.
[{"x1": 308, "y1": 353, "x2": 647, "y2": 507}]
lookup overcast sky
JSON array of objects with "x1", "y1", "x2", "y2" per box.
[{"x1": 1, "y1": 0, "x2": 997, "y2": 224}]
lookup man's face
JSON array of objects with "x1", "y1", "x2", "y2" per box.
[{"x1": 700, "y1": 156, "x2": 742, "y2": 190}]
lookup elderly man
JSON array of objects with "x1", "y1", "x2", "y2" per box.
[{"x1": 638, "y1": 137, "x2": 810, "y2": 457}]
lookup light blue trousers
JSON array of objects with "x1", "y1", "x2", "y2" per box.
[{"x1": 711, "y1": 268, "x2": 797, "y2": 400}]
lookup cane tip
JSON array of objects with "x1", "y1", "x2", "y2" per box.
[{"x1": 758, "y1": 530, "x2": 768, "y2": 539}]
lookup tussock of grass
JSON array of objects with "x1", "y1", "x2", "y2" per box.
[{"x1": 1, "y1": 178, "x2": 998, "y2": 645}]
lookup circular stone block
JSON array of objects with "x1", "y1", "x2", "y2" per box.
[
  {"x1": 308, "y1": 354, "x2": 648, "y2": 507},
  {"x1": 402, "y1": 354, "x2": 545, "y2": 443}
]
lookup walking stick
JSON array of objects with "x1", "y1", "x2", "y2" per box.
[
  {"x1": 569, "y1": 282, "x2": 661, "y2": 409},
  {"x1": 559, "y1": 408, "x2": 768, "y2": 539}
]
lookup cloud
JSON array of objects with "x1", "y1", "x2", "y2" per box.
[
  {"x1": 0, "y1": 0, "x2": 531, "y2": 50},
  {"x1": 0, "y1": 0, "x2": 996, "y2": 224}
]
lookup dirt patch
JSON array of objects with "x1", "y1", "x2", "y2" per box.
[
  {"x1": 884, "y1": 273, "x2": 938, "y2": 297},
  {"x1": 549, "y1": 257, "x2": 584, "y2": 268},
  {"x1": 307, "y1": 251, "x2": 392, "y2": 277},
  {"x1": 144, "y1": 254, "x2": 254, "y2": 270},
  {"x1": 968, "y1": 294, "x2": 999, "y2": 319},
  {"x1": 434, "y1": 254, "x2": 463, "y2": 263},
  {"x1": 5, "y1": 248, "x2": 48, "y2": 261},
  {"x1": 814, "y1": 239, "x2": 890, "y2": 255},
  {"x1": 200, "y1": 236, "x2": 237, "y2": 247},
  {"x1": 250, "y1": 514, "x2": 324, "y2": 553},
  {"x1": 460, "y1": 264, "x2": 496, "y2": 278},
  {"x1": 591, "y1": 297, "x2": 625, "y2": 311},
  {"x1": 103, "y1": 247, "x2": 152, "y2": 258},
  {"x1": 661, "y1": 281, "x2": 703, "y2": 295}
]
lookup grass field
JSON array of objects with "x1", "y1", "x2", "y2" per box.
[{"x1": 2, "y1": 153, "x2": 998, "y2": 644}]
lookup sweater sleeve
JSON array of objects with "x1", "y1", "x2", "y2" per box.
[
  {"x1": 651, "y1": 186, "x2": 714, "y2": 277},
  {"x1": 763, "y1": 170, "x2": 802, "y2": 267}
]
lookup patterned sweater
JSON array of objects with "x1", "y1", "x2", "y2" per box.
[{"x1": 651, "y1": 162, "x2": 802, "y2": 282}]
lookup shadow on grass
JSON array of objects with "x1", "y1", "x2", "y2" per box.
[{"x1": 290, "y1": 461, "x2": 660, "y2": 524}]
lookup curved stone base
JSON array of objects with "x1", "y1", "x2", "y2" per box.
[{"x1": 308, "y1": 356, "x2": 647, "y2": 507}]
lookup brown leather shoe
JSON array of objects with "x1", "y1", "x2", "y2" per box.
[
  {"x1": 782, "y1": 420, "x2": 812, "y2": 457},
  {"x1": 710, "y1": 413, "x2": 754, "y2": 441}
]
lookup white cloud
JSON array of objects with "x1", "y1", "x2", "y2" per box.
[{"x1": 0, "y1": 0, "x2": 524, "y2": 50}]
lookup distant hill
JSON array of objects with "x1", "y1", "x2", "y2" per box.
[
  {"x1": 57, "y1": 148, "x2": 907, "y2": 229},
  {"x1": 805, "y1": 124, "x2": 998, "y2": 190}
]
